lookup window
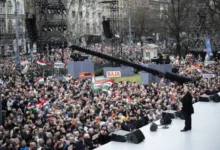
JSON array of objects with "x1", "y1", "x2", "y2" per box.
[
  {"x1": 79, "y1": 11, "x2": 82, "y2": 18},
  {"x1": 72, "y1": 11, "x2": 75, "y2": 18},
  {"x1": 86, "y1": 12, "x2": 89, "y2": 18},
  {"x1": 98, "y1": 25, "x2": 101, "y2": 31},
  {"x1": 7, "y1": 1, "x2": 13, "y2": 14},
  {"x1": 93, "y1": 23, "x2": 96, "y2": 33},
  {"x1": 72, "y1": 24, "x2": 75, "y2": 31},
  {"x1": 92, "y1": 12, "x2": 95, "y2": 18},
  {"x1": 0, "y1": 2, "x2": 4, "y2": 14},
  {"x1": 79, "y1": 0, "x2": 82, "y2": 5},
  {"x1": 86, "y1": 23, "x2": 89, "y2": 33},
  {"x1": 16, "y1": 2, "x2": 20, "y2": 14},
  {"x1": 8, "y1": 20, "x2": 13, "y2": 33},
  {"x1": 98, "y1": 13, "x2": 101, "y2": 18},
  {"x1": 0, "y1": 21, "x2": 5, "y2": 33}
]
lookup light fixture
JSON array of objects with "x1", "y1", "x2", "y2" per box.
[
  {"x1": 43, "y1": 26, "x2": 47, "y2": 31},
  {"x1": 63, "y1": 25, "x2": 67, "y2": 31},
  {"x1": 48, "y1": 26, "x2": 53, "y2": 31},
  {"x1": 62, "y1": 8, "x2": 66, "y2": 14}
]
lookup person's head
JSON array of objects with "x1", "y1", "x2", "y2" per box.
[
  {"x1": 184, "y1": 86, "x2": 188, "y2": 94},
  {"x1": 21, "y1": 140, "x2": 26, "y2": 147},
  {"x1": 88, "y1": 128, "x2": 94, "y2": 134},
  {"x1": 29, "y1": 142, "x2": 37, "y2": 149}
]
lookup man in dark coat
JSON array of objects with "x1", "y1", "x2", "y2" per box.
[{"x1": 180, "y1": 87, "x2": 194, "y2": 132}]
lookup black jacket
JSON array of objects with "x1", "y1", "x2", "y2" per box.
[{"x1": 181, "y1": 92, "x2": 194, "y2": 115}]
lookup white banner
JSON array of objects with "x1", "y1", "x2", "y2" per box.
[
  {"x1": 54, "y1": 62, "x2": 65, "y2": 68},
  {"x1": 203, "y1": 74, "x2": 215, "y2": 78}
]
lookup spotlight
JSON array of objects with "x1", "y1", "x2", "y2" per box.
[
  {"x1": 48, "y1": 26, "x2": 53, "y2": 31},
  {"x1": 58, "y1": 25, "x2": 62, "y2": 31},
  {"x1": 43, "y1": 26, "x2": 47, "y2": 31},
  {"x1": 47, "y1": 8, "x2": 51, "y2": 14},
  {"x1": 57, "y1": 8, "x2": 61, "y2": 14},
  {"x1": 62, "y1": 8, "x2": 66, "y2": 14},
  {"x1": 41, "y1": 7, "x2": 46, "y2": 14},
  {"x1": 63, "y1": 25, "x2": 67, "y2": 31}
]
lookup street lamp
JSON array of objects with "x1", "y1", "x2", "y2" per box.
[{"x1": 14, "y1": 0, "x2": 21, "y2": 71}]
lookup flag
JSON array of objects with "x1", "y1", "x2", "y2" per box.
[
  {"x1": 35, "y1": 103, "x2": 42, "y2": 111},
  {"x1": 21, "y1": 65, "x2": 29, "y2": 74},
  {"x1": 204, "y1": 53, "x2": 209, "y2": 66},
  {"x1": 179, "y1": 70, "x2": 185, "y2": 75},
  {"x1": 186, "y1": 53, "x2": 193, "y2": 59},
  {"x1": 27, "y1": 105, "x2": 35, "y2": 110},
  {"x1": 21, "y1": 60, "x2": 29, "y2": 66},
  {"x1": 92, "y1": 76, "x2": 114, "y2": 91},
  {"x1": 70, "y1": 103, "x2": 76, "y2": 110},
  {"x1": 171, "y1": 92, "x2": 175, "y2": 102},
  {"x1": 63, "y1": 76, "x2": 71, "y2": 82},
  {"x1": 42, "y1": 101, "x2": 50, "y2": 110},
  {"x1": 204, "y1": 53, "x2": 215, "y2": 66},
  {"x1": 36, "y1": 60, "x2": 51, "y2": 67},
  {"x1": 34, "y1": 77, "x2": 44, "y2": 86},
  {"x1": 196, "y1": 68, "x2": 202, "y2": 73},
  {"x1": 159, "y1": 77, "x2": 165, "y2": 87}
]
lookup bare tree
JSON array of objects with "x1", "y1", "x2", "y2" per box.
[
  {"x1": 131, "y1": 7, "x2": 155, "y2": 42},
  {"x1": 205, "y1": 0, "x2": 220, "y2": 14},
  {"x1": 162, "y1": 0, "x2": 191, "y2": 57},
  {"x1": 64, "y1": 0, "x2": 93, "y2": 45}
]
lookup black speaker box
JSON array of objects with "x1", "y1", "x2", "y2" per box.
[
  {"x1": 126, "y1": 129, "x2": 145, "y2": 144},
  {"x1": 150, "y1": 123, "x2": 158, "y2": 132},
  {"x1": 160, "y1": 115, "x2": 172, "y2": 125},
  {"x1": 199, "y1": 96, "x2": 210, "y2": 102},
  {"x1": 111, "y1": 130, "x2": 130, "y2": 142},
  {"x1": 162, "y1": 112, "x2": 175, "y2": 119},
  {"x1": 210, "y1": 94, "x2": 220, "y2": 102}
]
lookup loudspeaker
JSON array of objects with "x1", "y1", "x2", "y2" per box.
[
  {"x1": 160, "y1": 115, "x2": 172, "y2": 125},
  {"x1": 162, "y1": 112, "x2": 175, "y2": 119},
  {"x1": 126, "y1": 129, "x2": 145, "y2": 144},
  {"x1": 210, "y1": 93, "x2": 220, "y2": 102},
  {"x1": 102, "y1": 20, "x2": 113, "y2": 39},
  {"x1": 150, "y1": 123, "x2": 158, "y2": 132},
  {"x1": 111, "y1": 130, "x2": 130, "y2": 142},
  {"x1": 199, "y1": 96, "x2": 210, "y2": 102}
]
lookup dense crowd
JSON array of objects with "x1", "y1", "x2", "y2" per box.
[{"x1": 0, "y1": 54, "x2": 219, "y2": 150}]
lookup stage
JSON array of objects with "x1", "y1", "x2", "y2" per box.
[{"x1": 95, "y1": 102, "x2": 220, "y2": 150}]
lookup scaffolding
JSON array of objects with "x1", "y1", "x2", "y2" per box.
[
  {"x1": 32, "y1": 0, "x2": 67, "y2": 54},
  {"x1": 101, "y1": 0, "x2": 121, "y2": 59}
]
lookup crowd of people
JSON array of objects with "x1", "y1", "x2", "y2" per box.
[{"x1": 0, "y1": 52, "x2": 219, "y2": 150}]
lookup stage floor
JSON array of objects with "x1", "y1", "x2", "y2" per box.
[{"x1": 95, "y1": 102, "x2": 220, "y2": 150}]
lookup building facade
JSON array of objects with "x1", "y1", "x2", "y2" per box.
[
  {"x1": 0, "y1": 0, "x2": 26, "y2": 55},
  {"x1": 66, "y1": 0, "x2": 103, "y2": 45}
]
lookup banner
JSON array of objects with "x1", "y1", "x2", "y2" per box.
[
  {"x1": 203, "y1": 74, "x2": 215, "y2": 78},
  {"x1": 205, "y1": 38, "x2": 212, "y2": 58},
  {"x1": 54, "y1": 62, "x2": 65, "y2": 68},
  {"x1": 106, "y1": 71, "x2": 121, "y2": 78},
  {"x1": 186, "y1": 65, "x2": 200, "y2": 71},
  {"x1": 79, "y1": 72, "x2": 93, "y2": 78}
]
